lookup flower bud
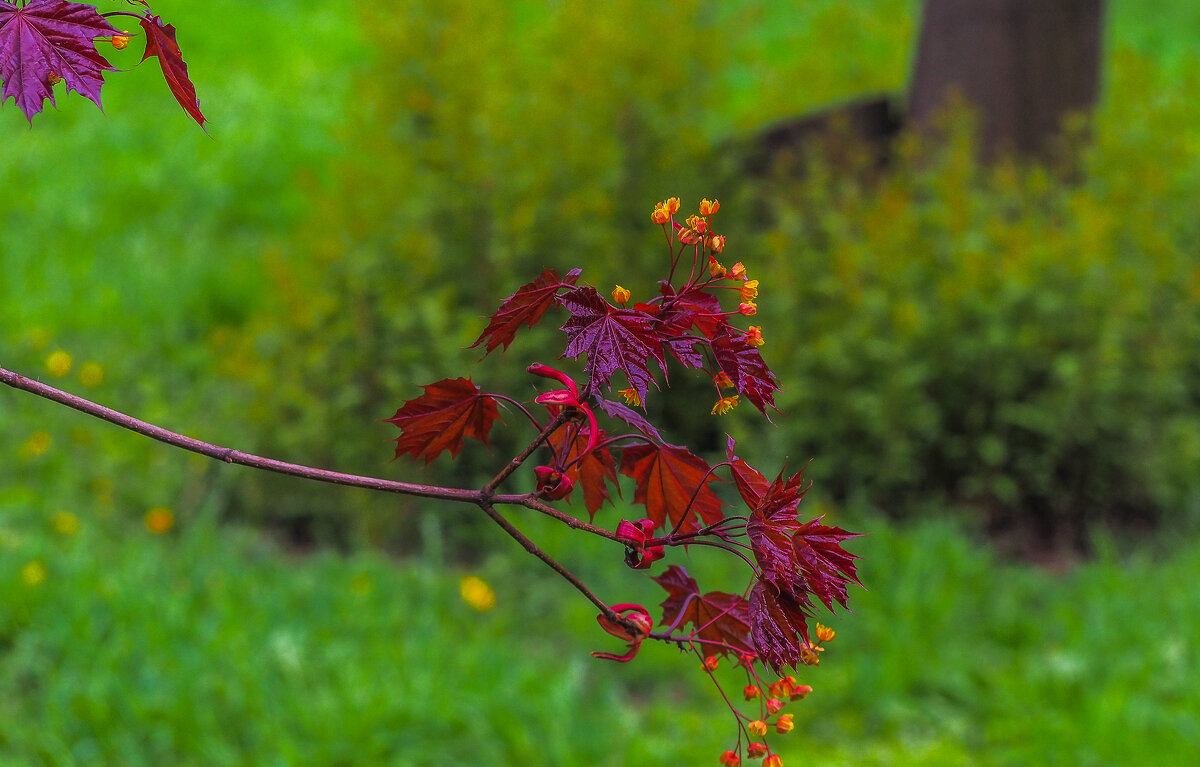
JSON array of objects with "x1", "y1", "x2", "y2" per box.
[
  {"x1": 747, "y1": 743, "x2": 768, "y2": 759},
  {"x1": 775, "y1": 714, "x2": 794, "y2": 734},
  {"x1": 743, "y1": 684, "x2": 760, "y2": 701},
  {"x1": 763, "y1": 755, "x2": 783, "y2": 767},
  {"x1": 790, "y1": 684, "x2": 813, "y2": 701},
  {"x1": 747, "y1": 720, "x2": 768, "y2": 737},
  {"x1": 702, "y1": 655, "x2": 720, "y2": 672},
  {"x1": 111, "y1": 32, "x2": 130, "y2": 49},
  {"x1": 719, "y1": 750, "x2": 741, "y2": 767},
  {"x1": 765, "y1": 697, "x2": 784, "y2": 715},
  {"x1": 612, "y1": 285, "x2": 631, "y2": 304}
]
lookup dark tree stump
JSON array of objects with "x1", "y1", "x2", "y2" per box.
[{"x1": 908, "y1": 0, "x2": 1104, "y2": 159}]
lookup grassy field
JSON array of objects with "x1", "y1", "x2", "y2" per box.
[{"x1": 3, "y1": 0, "x2": 1200, "y2": 764}]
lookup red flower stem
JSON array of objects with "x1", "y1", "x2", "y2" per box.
[{"x1": 482, "y1": 408, "x2": 571, "y2": 496}]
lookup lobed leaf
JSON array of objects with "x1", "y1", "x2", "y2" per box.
[
  {"x1": 472, "y1": 268, "x2": 581, "y2": 354},
  {"x1": 596, "y1": 398, "x2": 663, "y2": 443},
  {"x1": 711, "y1": 327, "x2": 781, "y2": 417},
  {"x1": 748, "y1": 581, "x2": 812, "y2": 673},
  {"x1": 619, "y1": 442, "x2": 725, "y2": 533},
  {"x1": 653, "y1": 565, "x2": 753, "y2": 657},
  {"x1": 0, "y1": 0, "x2": 121, "y2": 122},
  {"x1": 558, "y1": 286, "x2": 665, "y2": 400},
  {"x1": 385, "y1": 377, "x2": 501, "y2": 464}
]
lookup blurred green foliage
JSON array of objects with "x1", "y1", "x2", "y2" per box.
[
  {"x1": 738, "y1": 55, "x2": 1200, "y2": 542},
  {"x1": 2, "y1": 501, "x2": 1198, "y2": 765}
]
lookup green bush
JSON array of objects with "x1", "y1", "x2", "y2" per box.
[{"x1": 729, "y1": 51, "x2": 1200, "y2": 540}]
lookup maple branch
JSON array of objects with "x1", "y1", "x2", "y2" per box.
[
  {"x1": 478, "y1": 502, "x2": 630, "y2": 629},
  {"x1": 517, "y1": 497, "x2": 621, "y2": 542},
  {"x1": 482, "y1": 408, "x2": 571, "y2": 496}
]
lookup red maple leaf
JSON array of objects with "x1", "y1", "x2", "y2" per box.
[
  {"x1": 792, "y1": 518, "x2": 863, "y2": 611},
  {"x1": 385, "y1": 378, "x2": 501, "y2": 463},
  {"x1": 596, "y1": 398, "x2": 663, "y2": 443},
  {"x1": 547, "y1": 422, "x2": 619, "y2": 519},
  {"x1": 138, "y1": 14, "x2": 205, "y2": 129},
  {"x1": 749, "y1": 580, "x2": 812, "y2": 673},
  {"x1": 653, "y1": 565, "x2": 753, "y2": 657},
  {"x1": 619, "y1": 442, "x2": 725, "y2": 533},
  {"x1": 0, "y1": 0, "x2": 121, "y2": 122},
  {"x1": 472, "y1": 268, "x2": 581, "y2": 354},
  {"x1": 558, "y1": 286, "x2": 666, "y2": 400},
  {"x1": 710, "y1": 327, "x2": 780, "y2": 417},
  {"x1": 745, "y1": 470, "x2": 810, "y2": 596},
  {"x1": 725, "y1": 435, "x2": 770, "y2": 509}
]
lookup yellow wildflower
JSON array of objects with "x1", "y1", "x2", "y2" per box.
[
  {"x1": 45, "y1": 349, "x2": 72, "y2": 377},
  {"x1": 459, "y1": 574, "x2": 496, "y2": 612},
  {"x1": 815, "y1": 623, "x2": 835, "y2": 642},
  {"x1": 740, "y1": 279, "x2": 759, "y2": 303},
  {"x1": 611, "y1": 285, "x2": 631, "y2": 305},
  {"x1": 699, "y1": 198, "x2": 720, "y2": 216},
  {"x1": 711, "y1": 395, "x2": 739, "y2": 415},
  {"x1": 20, "y1": 560, "x2": 47, "y2": 587},
  {"x1": 745, "y1": 326, "x2": 764, "y2": 347},
  {"x1": 52, "y1": 511, "x2": 79, "y2": 537},
  {"x1": 620, "y1": 388, "x2": 642, "y2": 407}
]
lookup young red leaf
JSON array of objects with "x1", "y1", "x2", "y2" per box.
[
  {"x1": 619, "y1": 443, "x2": 725, "y2": 532},
  {"x1": 653, "y1": 565, "x2": 753, "y2": 657},
  {"x1": 596, "y1": 398, "x2": 663, "y2": 443},
  {"x1": 792, "y1": 518, "x2": 864, "y2": 611},
  {"x1": 711, "y1": 327, "x2": 780, "y2": 417},
  {"x1": 745, "y1": 471, "x2": 810, "y2": 596},
  {"x1": 546, "y1": 422, "x2": 619, "y2": 519},
  {"x1": 138, "y1": 15, "x2": 205, "y2": 129},
  {"x1": 385, "y1": 377, "x2": 501, "y2": 463},
  {"x1": 472, "y1": 268, "x2": 581, "y2": 354},
  {"x1": 558, "y1": 286, "x2": 666, "y2": 400},
  {"x1": 749, "y1": 580, "x2": 812, "y2": 673},
  {"x1": 0, "y1": 0, "x2": 121, "y2": 122},
  {"x1": 726, "y1": 435, "x2": 770, "y2": 509}
]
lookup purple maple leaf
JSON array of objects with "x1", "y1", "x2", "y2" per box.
[
  {"x1": 711, "y1": 326, "x2": 781, "y2": 416},
  {"x1": 0, "y1": 0, "x2": 122, "y2": 122},
  {"x1": 558, "y1": 286, "x2": 666, "y2": 400}
]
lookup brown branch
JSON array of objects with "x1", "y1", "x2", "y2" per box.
[{"x1": 481, "y1": 408, "x2": 571, "y2": 496}]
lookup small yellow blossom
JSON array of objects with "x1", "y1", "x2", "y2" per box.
[
  {"x1": 815, "y1": 623, "x2": 835, "y2": 642},
  {"x1": 651, "y1": 202, "x2": 670, "y2": 224},
  {"x1": 111, "y1": 32, "x2": 130, "y2": 49},
  {"x1": 713, "y1": 371, "x2": 733, "y2": 389},
  {"x1": 665, "y1": 197, "x2": 680, "y2": 216},
  {"x1": 459, "y1": 574, "x2": 496, "y2": 612},
  {"x1": 79, "y1": 361, "x2": 104, "y2": 388},
  {"x1": 743, "y1": 684, "x2": 761, "y2": 701},
  {"x1": 775, "y1": 714, "x2": 795, "y2": 734},
  {"x1": 612, "y1": 285, "x2": 631, "y2": 305},
  {"x1": 45, "y1": 349, "x2": 72, "y2": 377},
  {"x1": 738, "y1": 302, "x2": 757, "y2": 316},
  {"x1": 711, "y1": 395, "x2": 739, "y2": 415},
  {"x1": 729, "y1": 262, "x2": 748, "y2": 280},
  {"x1": 20, "y1": 560, "x2": 47, "y2": 587},
  {"x1": 685, "y1": 214, "x2": 708, "y2": 235},
  {"x1": 763, "y1": 754, "x2": 784, "y2": 767},
  {"x1": 18, "y1": 430, "x2": 52, "y2": 460},
  {"x1": 707, "y1": 234, "x2": 726, "y2": 254},
  {"x1": 48, "y1": 72, "x2": 62, "y2": 86},
  {"x1": 800, "y1": 644, "x2": 822, "y2": 666},
  {"x1": 740, "y1": 279, "x2": 759, "y2": 303},
  {"x1": 699, "y1": 198, "x2": 720, "y2": 216},
  {"x1": 678, "y1": 227, "x2": 701, "y2": 245},
  {"x1": 745, "y1": 326, "x2": 764, "y2": 347},
  {"x1": 708, "y1": 257, "x2": 726, "y2": 277},
  {"x1": 747, "y1": 720, "x2": 768, "y2": 737},
  {"x1": 790, "y1": 684, "x2": 813, "y2": 700},
  {"x1": 52, "y1": 511, "x2": 79, "y2": 537},
  {"x1": 765, "y1": 697, "x2": 785, "y2": 715},
  {"x1": 620, "y1": 388, "x2": 642, "y2": 407},
  {"x1": 747, "y1": 743, "x2": 768, "y2": 759},
  {"x1": 145, "y1": 507, "x2": 174, "y2": 534}
]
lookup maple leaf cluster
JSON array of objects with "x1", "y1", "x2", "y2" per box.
[
  {"x1": 0, "y1": 0, "x2": 204, "y2": 128},
  {"x1": 385, "y1": 198, "x2": 862, "y2": 760}
]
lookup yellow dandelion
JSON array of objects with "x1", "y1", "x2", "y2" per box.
[
  {"x1": 45, "y1": 349, "x2": 72, "y2": 377},
  {"x1": 459, "y1": 574, "x2": 496, "y2": 612},
  {"x1": 20, "y1": 560, "x2": 47, "y2": 587},
  {"x1": 78, "y1": 361, "x2": 104, "y2": 388},
  {"x1": 52, "y1": 511, "x2": 80, "y2": 537}
]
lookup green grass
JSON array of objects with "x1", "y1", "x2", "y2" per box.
[{"x1": 2, "y1": 502, "x2": 1198, "y2": 765}]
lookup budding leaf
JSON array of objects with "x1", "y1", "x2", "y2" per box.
[
  {"x1": 472, "y1": 268, "x2": 581, "y2": 354},
  {"x1": 619, "y1": 442, "x2": 725, "y2": 533},
  {"x1": 0, "y1": 0, "x2": 121, "y2": 122},
  {"x1": 653, "y1": 565, "x2": 753, "y2": 657},
  {"x1": 386, "y1": 377, "x2": 501, "y2": 463},
  {"x1": 558, "y1": 286, "x2": 666, "y2": 400},
  {"x1": 749, "y1": 580, "x2": 811, "y2": 673},
  {"x1": 138, "y1": 15, "x2": 205, "y2": 129},
  {"x1": 547, "y1": 422, "x2": 619, "y2": 519}
]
